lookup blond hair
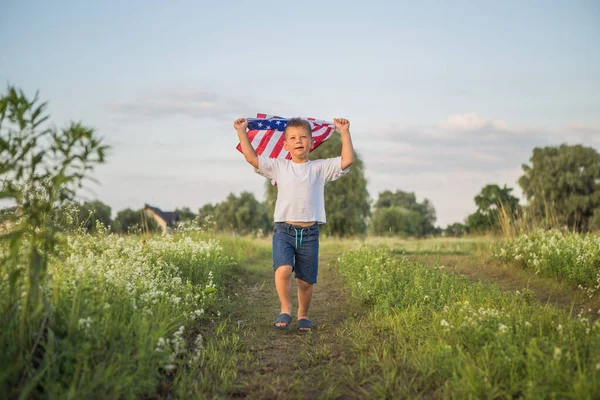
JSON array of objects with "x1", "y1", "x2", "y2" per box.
[{"x1": 284, "y1": 118, "x2": 312, "y2": 139}]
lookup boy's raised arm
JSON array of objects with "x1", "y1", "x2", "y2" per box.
[
  {"x1": 234, "y1": 118, "x2": 259, "y2": 169},
  {"x1": 334, "y1": 118, "x2": 355, "y2": 170}
]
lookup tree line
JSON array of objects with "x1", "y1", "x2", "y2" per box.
[
  {"x1": 5, "y1": 139, "x2": 598, "y2": 238},
  {"x1": 3, "y1": 85, "x2": 599, "y2": 238}
]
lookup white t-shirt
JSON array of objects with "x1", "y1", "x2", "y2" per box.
[{"x1": 254, "y1": 155, "x2": 349, "y2": 224}]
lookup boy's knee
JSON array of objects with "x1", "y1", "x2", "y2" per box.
[
  {"x1": 296, "y1": 278, "x2": 313, "y2": 289},
  {"x1": 275, "y1": 265, "x2": 293, "y2": 277}
]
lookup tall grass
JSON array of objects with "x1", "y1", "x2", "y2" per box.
[
  {"x1": 338, "y1": 247, "x2": 600, "y2": 398},
  {"x1": 494, "y1": 229, "x2": 600, "y2": 297},
  {"x1": 498, "y1": 202, "x2": 564, "y2": 240},
  {"x1": 0, "y1": 227, "x2": 248, "y2": 399}
]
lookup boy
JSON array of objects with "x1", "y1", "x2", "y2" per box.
[{"x1": 234, "y1": 117, "x2": 354, "y2": 332}]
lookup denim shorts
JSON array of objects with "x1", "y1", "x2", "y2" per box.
[{"x1": 272, "y1": 222, "x2": 320, "y2": 284}]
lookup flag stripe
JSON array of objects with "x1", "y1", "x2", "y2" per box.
[
  {"x1": 250, "y1": 131, "x2": 263, "y2": 149},
  {"x1": 265, "y1": 131, "x2": 284, "y2": 158},
  {"x1": 255, "y1": 130, "x2": 275, "y2": 154},
  {"x1": 269, "y1": 134, "x2": 286, "y2": 158},
  {"x1": 247, "y1": 129, "x2": 259, "y2": 142},
  {"x1": 313, "y1": 127, "x2": 333, "y2": 141}
]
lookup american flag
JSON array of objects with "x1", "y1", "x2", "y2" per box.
[{"x1": 236, "y1": 113, "x2": 336, "y2": 160}]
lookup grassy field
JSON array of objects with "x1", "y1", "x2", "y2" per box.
[
  {"x1": 494, "y1": 229, "x2": 600, "y2": 297},
  {"x1": 337, "y1": 247, "x2": 600, "y2": 398},
  {"x1": 2, "y1": 229, "x2": 600, "y2": 398}
]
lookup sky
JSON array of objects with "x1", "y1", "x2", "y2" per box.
[{"x1": 1, "y1": 0, "x2": 599, "y2": 227}]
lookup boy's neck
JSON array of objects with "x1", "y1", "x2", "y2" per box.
[{"x1": 290, "y1": 155, "x2": 309, "y2": 164}]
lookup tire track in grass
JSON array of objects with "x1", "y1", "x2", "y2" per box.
[{"x1": 410, "y1": 253, "x2": 600, "y2": 321}]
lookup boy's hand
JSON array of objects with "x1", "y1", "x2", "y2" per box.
[
  {"x1": 334, "y1": 118, "x2": 350, "y2": 134},
  {"x1": 234, "y1": 118, "x2": 248, "y2": 133}
]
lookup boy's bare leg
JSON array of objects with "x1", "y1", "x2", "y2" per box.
[
  {"x1": 275, "y1": 265, "x2": 293, "y2": 327},
  {"x1": 296, "y1": 278, "x2": 313, "y2": 320}
]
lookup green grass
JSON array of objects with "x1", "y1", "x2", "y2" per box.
[
  {"x1": 495, "y1": 229, "x2": 600, "y2": 296},
  {"x1": 362, "y1": 235, "x2": 493, "y2": 255},
  {"x1": 0, "y1": 228, "x2": 262, "y2": 399},
  {"x1": 5, "y1": 229, "x2": 600, "y2": 399},
  {"x1": 337, "y1": 247, "x2": 600, "y2": 399}
]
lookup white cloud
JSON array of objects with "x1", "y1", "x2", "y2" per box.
[
  {"x1": 106, "y1": 88, "x2": 251, "y2": 121},
  {"x1": 440, "y1": 112, "x2": 487, "y2": 131},
  {"x1": 558, "y1": 123, "x2": 600, "y2": 143}
]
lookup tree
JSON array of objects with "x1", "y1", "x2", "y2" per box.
[
  {"x1": 197, "y1": 203, "x2": 217, "y2": 229},
  {"x1": 112, "y1": 208, "x2": 157, "y2": 234},
  {"x1": 519, "y1": 144, "x2": 600, "y2": 230},
  {"x1": 371, "y1": 206, "x2": 424, "y2": 236},
  {"x1": 466, "y1": 184, "x2": 520, "y2": 233},
  {"x1": 264, "y1": 134, "x2": 371, "y2": 237},
  {"x1": 445, "y1": 222, "x2": 468, "y2": 237},
  {"x1": 77, "y1": 200, "x2": 112, "y2": 232},
  {"x1": 175, "y1": 207, "x2": 196, "y2": 222},
  {"x1": 370, "y1": 189, "x2": 437, "y2": 237},
  {"x1": 214, "y1": 192, "x2": 271, "y2": 235}
]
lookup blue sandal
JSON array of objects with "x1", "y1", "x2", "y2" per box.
[
  {"x1": 273, "y1": 313, "x2": 292, "y2": 330},
  {"x1": 297, "y1": 318, "x2": 314, "y2": 332}
]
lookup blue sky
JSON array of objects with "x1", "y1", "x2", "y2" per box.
[{"x1": 2, "y1": 0, "x2": 599, "y2": 226}]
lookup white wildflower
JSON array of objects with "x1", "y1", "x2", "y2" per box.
[
  {"x1": 155, "y1": 337, "x2": 166, "y2": 352},
  {"x1": 78, "y1": 317, "x2": 92, "y2": 330},
  {"x1": 553, "y1": 347, "x2": 562, "y2": 360}
]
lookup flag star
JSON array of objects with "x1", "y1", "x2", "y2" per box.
[
  {"x1": 275, "y1": 121, "x2": 281, "y2": 125},
  {"x1": 258, "y1": 122, "x2": 263, "y2": 127}
]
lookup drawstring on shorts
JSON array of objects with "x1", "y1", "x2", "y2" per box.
[{"x1": 293, "y1": 227, "x2": 305, "y2": 249}]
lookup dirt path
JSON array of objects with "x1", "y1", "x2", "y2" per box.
[{"x1": 225, "y1": 244, "x2": 367, "y2": 399}]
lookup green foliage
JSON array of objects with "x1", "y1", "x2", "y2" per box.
[
  {"x1": 466, "y1": 184, "x2": 520, "y2": 233},
  {"x1": 519, "y1": 144, "x2": 600, "y2": 231},
  {"x1": 198, "y1": 203, "x2": 216, "y2": 222},
  {"x1": 176, "y1": 206, "x2": 196, "y2": 222},
  {"x1": 371, "y1": 190, "x2": 436, "y2": 237},
  {"x1": 111, "y1": 208, "x2": 158, "y2": 234},
  {"x1": 214, "y1": 191, "x2": 271, "y2": 235},
  {"x1": 265, "y1": 134, "x2": 371, "y2": 237},
  {"x1": 370, "y1": 206, "x2": 422, "y2": 236},
  {"x1": 495, "y1": 229, "x2": 600, "y2": 294},
  {"x1": 589, "y1": 208, "x2": 600, "y2": 232},
  {"x1": 76, "y1": 200, "x2": 112, "y2": 232},
  {"x1": 338, "y1": 247, "x2": 600, "y2": 398},
  {"x1": 0, "y1": 86, "x2": 108, "y2": 396},
  {"x1": 444, "y1": 222, "x2": 469, "y2": 237},
  {"x1": 0, "y1": 228, "x2": 240, "y2": 398},
  {"x1": 197, "y1": 203, "x2": 217, "y2": 231}
]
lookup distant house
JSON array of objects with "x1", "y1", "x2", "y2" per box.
[{"x1": 143, "y1": 204, "x2": 179, "y2": 231}]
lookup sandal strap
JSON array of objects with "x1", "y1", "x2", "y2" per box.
[
  {"x1": 297, "y1": 318, "x2": 313, "y2": 330},
  {"x1": 274, "y1": 313, "x2": 292, "y2": 325}
]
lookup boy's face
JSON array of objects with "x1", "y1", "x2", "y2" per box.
[{"x1": 283, "y1": 126, "x2": 314, "y2": 158}]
